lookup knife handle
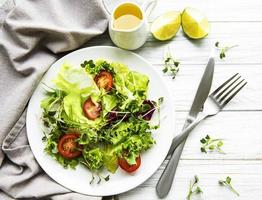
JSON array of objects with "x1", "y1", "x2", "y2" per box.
[
  {"x1": 156, "y1": 114, "x2": 206, "y2": 198},
  {"x1": 156, "y1": 140, "x2": 186, "y2": 198}
]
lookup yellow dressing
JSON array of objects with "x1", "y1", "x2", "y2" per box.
[{"x1": 113, "y1": 14, "x2": 141, "y2": 30}]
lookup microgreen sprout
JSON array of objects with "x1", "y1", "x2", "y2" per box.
[
  {"x1": 186, "y1": 175, "x2": 203, "y2": 200},
  {"x1": 163, "y1": 46, "x2": 180, "y2": 79},
  {"x1": 87, "y1": 173, "x2": 110, "y2": 184},
  {"x1": 200, "y1": 134, "x2": 225, "y2": 154},
  {"x1": 218, "y1": 176, "x2": 240, "y2": 196},
  {"x1": 215, "y1": 41, "x2": 238, "y2": 59}
]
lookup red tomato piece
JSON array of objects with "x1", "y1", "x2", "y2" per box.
[
  {"x1": 94, "y1": 71, "x2": 113, "y2": 91},
  {"x1": 57, "y1": 133, "x2": 82, "y2": 159},
  {"x1": 83, "y1": 98, "x2": 101, "y2": 120},
  {"x1": 118, "y1": 155, "x2": 141, "y2": 173}
]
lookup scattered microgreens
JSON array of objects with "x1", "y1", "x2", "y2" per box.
[
  {"x1": 215, "y1": 41, "x2": 238, "y2": 59},
  {"x1": 88, "y1": 173, "x2": 110, "y2": 184},
  {"x1": 156, "y1": 97, "x2": 164, "y2": 127},
  {"x1": 108, "y1": 97, "x2": 164, "y2": 129},
  {"x1": 200, "y1": 134, "x2": 225, "y2": 154},
  {"x1": 138, "y1": 97, "x2": 163, "y2": 127},
  {"x1": 218, "y1": 176, "x2": 240, "y2": 196},
  {"x1": 186, "y1": 175, "x2": 203, "y2": 200},
  {"x1": 111, "y1": 113, "x2": 128, "y2": 129},
  {"x1": 163, "y1": 46, "x2": 180, "y2": 79}
]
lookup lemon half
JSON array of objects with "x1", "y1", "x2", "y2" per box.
[
  {"x1": 151, "y1": 11, "x2": 181, "y2": 41},
  {"x1": 181, "y1": 7, "x2": 210, "y2": 39}
]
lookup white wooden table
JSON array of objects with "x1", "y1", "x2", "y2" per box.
[
  {"x1": 99, "y1": 0, "x2": 262, "y2": 199},
  {"x1": 1, "y1": 0, "x2": 259, "y2": 199}
]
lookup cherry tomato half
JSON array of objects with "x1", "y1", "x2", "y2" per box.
[
  {"x1": 118, "y1": 155, "x2": 141, "y2": 173},
  {"x1": 94, "y1": 71, "x2": 113, "y2": 91},
  {"x1": 57, "y1": 133, "x2": 82, "y2": 159},
  {"x1": 83, "y1": 98, "x2": 102, "y2": 120}
]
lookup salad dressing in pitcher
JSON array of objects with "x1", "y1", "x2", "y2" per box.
[
  {"x1": 113, "y1": 3, "x2": 142, "y2": 30},
  {"x1": 113, "y1": 14, "x2": 141, "y2": 30},
  {"x1": 109, "y1": 0, "x2": 157, "y2": 50}
]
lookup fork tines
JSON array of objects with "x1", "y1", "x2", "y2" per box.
[{"x1": 211, "y1": 73, "x2": 247, "y2": 107}]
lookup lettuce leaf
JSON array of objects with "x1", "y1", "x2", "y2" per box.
[
  {"x1": 102, "y1": 118, "x2": 155, "y2": 165},
  {"x1": 53, "y1": 62, "x2": 93, "y2": 94},
  {"x1": 111, "y1": 61, "x2": 129, "y2": 74},
  {"x1": 41, "y1": 60, "x2": 158, "y2": 175},
  {"x1": 82, "y1": 148, "x2": 104, "y2": 170},
  {"x1": 102, "y1": 122, "x2": 130, "y2": 145},
  {"x1": 52, "y1": 63, "x2": 105, "y2": 127},
  {"x1": 111, "y1": 63, "x2": 149, "y2": 111},
  {"x1": 63, "y1": 93, "x2": 86, "y2": 123},
  {"x1": 126, "y1": 71, "x2": 149, "y2": 99},
  {"x1": 102, "y1": 145, "x2": 119, "y2": 173},
  {"x1": 122, "y1": 134, "x2": 154, "y2": 165},
  {"x1": 102, "y1": 94, "x2": 117, "y2": 116}
]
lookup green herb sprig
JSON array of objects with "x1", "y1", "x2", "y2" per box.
[
  {"x1": 215, "y1": 41, "x2": 238, "y2": 59},
  {"x1": 163, "y1": 46, "x2": 180, "y2": 79},
  {"x1": 200, "y1": 134, "x2": 225, "y2": 154},
  {"x1": 218, "y1": 176, "x2": 240, "y2": 196},
  {"x1": 88, "y1": 173, "x2": 110, "y2": 184},
  {"x1": 80, "y1": 59, "x2": 115, "y2": 75},
  {"x1": 186, "y1": 175, "x2": 203, "y2": 200}
]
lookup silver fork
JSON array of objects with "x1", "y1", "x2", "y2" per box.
[{"x1": 156, "y1": 73, "x2": 247, "y2": 198}]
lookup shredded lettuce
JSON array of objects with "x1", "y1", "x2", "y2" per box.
[
  {"x1": 53, "y1": 63, "x2": 93, "y2": 94},
  {"x1": 112, "y1": 63, "x2": 149, "y2": 111},
  {"x1": 52, "y1": 63, "x2": 105, "y2": 127},
  {"x1": 41, "y1": 59, "x2": 161, "y2": 179},
  {"x1": 103, "y1": 145, "x2": 119, "y2": 173},
  {"x1": 82, "y1": 148, "x2": 104, "y2": 170},
  {"x1": 102, "y1": 94, "x2": 117, "y2": 116},
  {"x1": 126, "y1": 71, "x2": 149, "y2": 98}
]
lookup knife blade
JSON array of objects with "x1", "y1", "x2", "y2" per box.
[
  {"x1": 156, "y1": 54, "x2": 215, "y2": 198},
  {"x1": 167, "y1": 55, "x2": 215, "y2": 156}
]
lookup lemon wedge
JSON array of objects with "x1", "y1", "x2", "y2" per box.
[
  {"x1": 151, "y1": 11, "x2": 181, "y2": 41},
  {"x1": 181, "y1": 7, "x2": 210, "y2": 39}
]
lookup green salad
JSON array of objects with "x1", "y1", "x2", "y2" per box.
[{"x1": 41, "y1": 59, "x2": 162, "y2": 182}]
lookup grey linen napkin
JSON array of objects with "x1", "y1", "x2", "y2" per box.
[{"x1": 0, "y1": 0, "x2": 109, "y2": 199}]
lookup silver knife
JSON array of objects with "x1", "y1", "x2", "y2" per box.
[
  {"x1": 156, "y1": 54, "x2": 215, "y2": 198},
  {"x1": 168, "y1": 55, "x2": 215, "y2": 155}
]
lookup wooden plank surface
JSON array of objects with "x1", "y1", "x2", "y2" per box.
[
  {"x1": 89, "y1": 22, "x2": 262, "y2": 64},
  {"x1": 119, "y1": 111, "x2": 262, "y2": 199},
  {"x1": 88, "y1": 37, "x2": 262, "y2": 111},
  {"x1": 175, "y1": 111, "x2": 262, "y2": 160},
  {"x1": 105, "y1": 0, "x2": 262, "y2": 22},
  {"x1": 101, "y1": 0, "x2": 262, "y2": 199},
  {"x1": 138, "y1": 21, "x2": 262, "y2": 64},
  {"x1": 0, "y1": 0, "x2": 260, "y2": 199},
  {"x1": 120, "y1": 160, "x2": 262, "y2": 200},
  {"x1": 98, "y1": 0, "x2": 262, "y2": 198},
  {"x1": 158, "y1": 65, "x2": 262, "y2": 111}
]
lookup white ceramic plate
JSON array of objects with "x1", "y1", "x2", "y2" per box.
[{"x1": 26, "y1": 46, "x2": 175, "y2": 196}]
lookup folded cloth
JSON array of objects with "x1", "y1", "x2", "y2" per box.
[{"x1": 0, "y1": 0, "x2": 108, "y2": 199}]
